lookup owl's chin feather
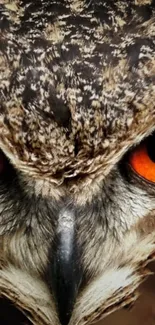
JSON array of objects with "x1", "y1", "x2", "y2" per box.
[
  {"x1": 1, "y1": 231, "x2": 155, "y2": 325},
  {"x1": 0, "y1": 267, "x2": 59, "y2": 325}
]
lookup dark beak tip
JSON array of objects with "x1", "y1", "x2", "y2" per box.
[
  {"x1": 59, "y1": 311, "x2": 71, "y2": 325},
  {"x1": 50, "y1": 246, "x2": 82, "y2": 325},
  {"x1": 48, "y1": 208, "x2": 82, "y2": 325},
  {"x1": 55, "y1": 274, "x2": 80, "y2": 325}
]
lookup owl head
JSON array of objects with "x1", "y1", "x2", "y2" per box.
[{"x1": 0, "y1": 1, "x2": 155, "y2": 325}]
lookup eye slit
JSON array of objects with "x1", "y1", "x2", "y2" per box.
[
  {"x1": 0, "y1": 149, "x2": 16, "y2": 183},
  {"x1": 128, "y1": 132, "x2": 155, "y2": 183},
  {"x1": 0, "y1": 150, "x2": 6, "y2": 174},
  {"x1": 146, "y1": 133, "x2": 155, "y2": 163}
]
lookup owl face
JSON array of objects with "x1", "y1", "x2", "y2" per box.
[{"x1": 0, "y1": 1, "x2": 155, "y2": 325}]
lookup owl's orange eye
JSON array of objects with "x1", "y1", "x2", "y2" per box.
[{"x1": 129, "y1": 133, "x2": 155, "y2": 182}]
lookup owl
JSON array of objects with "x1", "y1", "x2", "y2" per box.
[{"x1": 0, "y1": 0, "x2": 155, "y2": 325}]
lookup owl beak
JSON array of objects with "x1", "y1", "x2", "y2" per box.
[{"x1": 50, "y1": 208, "x2": 82, "y2": 325}]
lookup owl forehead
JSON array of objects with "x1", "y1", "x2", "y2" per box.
[{"x1": 0, "y1": 0, "x2": 155, "y2": 180}]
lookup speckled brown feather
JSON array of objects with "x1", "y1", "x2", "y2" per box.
[{"x1": 0, "y1": 0, "x2": 155, "y2": 184}]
